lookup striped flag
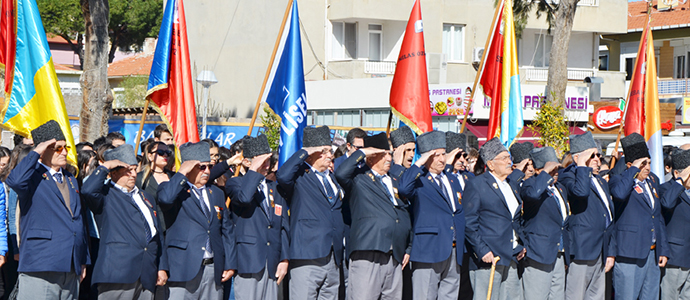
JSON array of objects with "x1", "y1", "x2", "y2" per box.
[
  {"x1": 624, "y1": 22, "x2": 663, "y2": 181},
  {"x1": 0, "y1": 0, "x2": 77, "y2": 165},
  {"x1": 479, "y1": 0, "x2": 523, "y2": 146},
  {"x1": 0, "y1": 0, "x2": 16, "y2": 95}
]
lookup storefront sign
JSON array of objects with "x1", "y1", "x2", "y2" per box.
[
  {"x1": 683, "y1": 97, "x2": 690, "y2": 124},
  {"x1": 592, "y1": 106, "x2": 622, "y2": 129},
  {"x1": 429, "y1": 84, "x2": 473, "y2": 116}
]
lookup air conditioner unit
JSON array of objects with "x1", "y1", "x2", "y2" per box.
[{"x1": 473, "y1": 47, "x2": 485, "y2": 63}]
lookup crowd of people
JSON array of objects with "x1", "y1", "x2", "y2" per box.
[{"x1": 0, "y1": 119, "x2": 688, "y2": 300}]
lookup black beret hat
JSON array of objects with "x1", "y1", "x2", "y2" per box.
[
  {"x1": 31, "y1": 120, "x2": 65, "y2": 145},
  {"x1": 530, "y1": 146, "x2": 559, "y2": 169},
  {"x1": 390, "y1": 126, "x2": 415, "y2": 148},
  {"x1": 243, "y1": 134, "x2": 272, "y2": 158},
  {"x1": 303, "y1": 126, "x2": 331, "y2": 148},
  {"x1": 672, "y1": 149, "x2": 690, "y2": 171},
  {"x1": 417, "y1": 131, "x2": 446, "y2": 154},
  {"x1": 569, "y1": 131, "x2": 597, "y2": 154},
  {"x1": 480, "y1": 137, "x2": 508, "y2": 163},
  {"x1": 104, "y1": 144, "x2": 138, "y2": 166},
  {"x1": 446, "y1": 132, "x2": 467, "y2": 153},
  {"x1": 510, "y1": 142, "x2": 533, "y2": 163},
  {"x1": 363, "y1": 132, "x2": 390, "y2": 150},
  {"x1": 621, "y1": 133, "x2": 650, "y2": 164},
  {"x1": 179, "y1": 142, "x2": 211, "y2": 163}
]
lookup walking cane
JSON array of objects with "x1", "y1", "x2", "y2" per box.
[{"x1": 486, "y1": 256, "x2": 501, "y2": 300}]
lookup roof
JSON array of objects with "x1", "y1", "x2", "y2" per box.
[
  {"x1": 629, "y1": 0, "x2": 690, "y2": 32},
  {"x1": 46, "y1": 35, "x2": 77, "y2": 45},
  {"x1": 107, "y1": 52, "x2": 154, "y2": 78},
  {"x1": 54, "y1": 63, "x2": 80, "y2": 72}
]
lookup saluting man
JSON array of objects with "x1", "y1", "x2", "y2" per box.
[
  {"x1": 389, "y1": 126, "x2": 416, "y2": 178},
  {"x1": 463, "y1": 137, "x2": 525, "y2": 300},
  {"x1": 510, "y1": 142, "x2": 534, "y2": 182},
  {"x1": 225, "y1": 134, "x2": 289, "y2": 299},
  {"x1": 520, "y1": 147, "x2": 569, "y2": 300},
  {"x1": 398, "y1": 130, "x2": 465, "y2": 300},
  {"x1": 335, "y1": 132, "x2": 412, "y2": 299},
  {"x1": 157, "y1": 142, "x2": 235, "y2": 300},
  {"x1": 659, "y1": 149, "x2": 690, "y2": 299},
  {"x1": 445, "y1": 132, "x2": 473, "y2": 189},
  {"x1": 609, "y1": 133, "x2": 669, "y2": 300},
  {"x1": 276, "y1": 125, "x2": 345, "y2": 300},
  {"x1": 81, "y1": 144, "x2": 165, "y2": 299},
  {"x1": 7, "y1": 120, "x2": 90, "y2": 300}
]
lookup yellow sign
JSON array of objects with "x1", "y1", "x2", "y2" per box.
[{"x1": 682, "y1": 97, "x2": 690, "y2": 124}]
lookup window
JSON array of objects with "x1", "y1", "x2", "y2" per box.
[
  {"x1": 599, "y1": 54, "x2": 609, "y2": 71},
  {"x1": 442, "y1": 24, "x2": 465, "y2": 62},
  {"x1": 534, "y1": 34, "x2": 553, "y2": 67},
  {"x1": 368, "y1": 24, "x2": 382, "y2": 61},
  {"x1": 331, "y1": 21, "x2": 357, "y2": 60},
  {"x1": 676, "y1": 56, "x2": 686, "y2": 79},
  {"x1": 625, "y1": 57, "x2": 634, "y2": 81}
]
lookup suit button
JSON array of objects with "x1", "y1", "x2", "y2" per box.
[
  {"x1": 202, "y1": 247, "x2": 206, "y2": 251},
  {"x1": 450, "y1": 226, "x2": 454, "y2": 230},
  {"x1": 267, "y1": 242, "x2": 271, "y2": 246},
  {"x1": 452, "y1": 214, "x2": 455, "y2": 217},
  {"x1": 207, "y1": 231, "x2": 210, "y2": 234},
  {"x1": 396, "y1": 220, "x2": 399, "y2": 223},
  {"x1": 268, "y1": 225, "x2": 272, "y2": 229},
  {"x1": 510, "y1": 239, "x2": 513, "y2": 243},
  {"x1": 652, "y1": 216, "x2": 654, "y2": 219},
  {"x1": 651, "y1": 229, "x2": 654, "y2": 232},
  {"x1": 557, "y1": 243, "x2": 560, "y2": 246},
  {"x1": 73, "y1": 232, "x2": 76, "y2": 236},
  {"x1": 144, "y1": 247, "x2": 147, "y2": 251}
]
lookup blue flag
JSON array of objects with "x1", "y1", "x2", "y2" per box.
[{"x1": 261, "y1": 0, "x2": 307, "y2": 166}]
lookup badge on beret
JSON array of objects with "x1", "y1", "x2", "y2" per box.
[
  {"x1": 634, "y1": 185, "x2": 643, "y2": 194},
  {"x1": 275, "y1": 204, "x2": 283, "y2": 216}
]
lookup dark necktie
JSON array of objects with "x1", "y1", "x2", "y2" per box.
[
  {"x1": 548, "y1": 187, "x2": 565, "y2": 252},
  {"x1": 129, "y1": 191, "x2": 152, "y2": 242},
  {"x1": 258, "y1": 182, "x2": 270, "y2": 214},
  {"x1": 192, "y1": 186, "x2": 213, "y2": 256},
  {"x1": 375, "y1": 174, "x2": 396, "y2": 205},
  {"x1": 54, "y1": 173, "x2": 63, "y2": 184},
  {"x1": 318, "y1": 172, "x2": 336, "y2": 204},
  {"x1": 638, "y1": 181, "x2": 656, "y2": 244}
]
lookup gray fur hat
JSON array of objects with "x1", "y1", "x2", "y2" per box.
[
  {"x1": 673, "y1": 149, "x2": 690, "y2": 171},
  {"x1": 31, "y1": 120, "x2": 65, "y2": 145},
  {"x1": 104, "y1": 144, "x2": 138, "y2": 166},
  {"x1": 390, "y1": 126, "x2": 415, "y2": 148},
  {"x1": 621, "y1": 133, "x2": 650, "y2": 164},
  {"x1": 179, "y1": 142, "x2": 211, "y2": 163},
  {"x1": 569, "y1": 131, "x2": 597, "y2": 154},
  {"x1": 243, "y1": 134, "x2": 272, "y2": 158},
  {"x1": 510, "y1": 142, "x2": 534, "y2": 163},
  {"x1": 303, "y1": 126, "x2": 331, "y2": 148},
  {"x1": 416, "y1": 131, "x2": 446, "y2": 154},
  {"x1": 480, "y1": 137, "x2": 508, "y2": 162},
  {"x1": 446, "y1": 132, "x2": 467, "y2": 153},
  {"x1": 530, "y1": 147, "x2": 559, "y2": 169}
]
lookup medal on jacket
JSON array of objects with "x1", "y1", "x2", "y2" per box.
[
  {"x1": 143, "y1": 195, "x2": 153, "y2": 208},
  {"x1": 214, "y1": 206, "x2": 222, "y2": 220},
  {"x1": 275, "y1": 204, "x2": 283, "y2": 216},
  {"x1": 393, "y1": 187, "x2": 399, "y2": 199},
  {"x1": 457, "y1": 192, "x2": 462, "y2": 205},
  {"x1": 634, "y1": 185, "x2": 643, "y2": 194},
  {"x1": 653, "y1": 188, "x2": 658, "y2": 198},
  {"x1": 269, "y1": 193, "x2": 275, "y2": 208}
]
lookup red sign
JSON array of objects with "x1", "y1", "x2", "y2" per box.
[{"x1": 593, "y1": 106, "x2": 623, "y2": 130}]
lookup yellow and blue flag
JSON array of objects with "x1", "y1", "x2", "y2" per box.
[{"x1": 0, "y1": 0, "x2": 76, "y2": 165}]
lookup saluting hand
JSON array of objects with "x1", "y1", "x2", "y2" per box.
[
  {"x1": 576, "y1": 149, "x2": 594, "y2": 167},
  {"x1": 415, "y1": 151, "x2": 434, "y2": 168},
  {"x1": 446, "y1": 148, "x2": 461, "y2": 165},
  {"x1": 632, "y1": 157, "x2": 649, "y2": 170},
  {"x1": 543, "y1": 161, "x2": 562, "y2": 176},
  {"x1": 178, "y1": 160, "x2": 200, "y2": 176},
  {"x1": 156, "y1": 270, "x2": 168, "y2": 286},
  {"x1": 679, "y1": 166, "x2": 690, "y2": 189},
  {"x1": 304, "y1": 146, "x2": 325, "y2": 156},
  {"x1": 249, "y1": 153, "x2": 272, "y2": 172},
  {"x1": 227, "y1": 152, "x2": 244, "y2": 166},
  {"x1": 276, "y1": 260, "x2": 288, "y2": 285},
  {"x1": 361, "y1": 147, "x2": 385, "y2": 157},
  {"x1": 393, "y1": 146, "x2": 405, "y2": 165},
  {"x1": 33, "y1": 138, "x2": 56, "y2": 155},
  {"x1": 101, "y1": 159, "x2": 128, "y2": 170}
]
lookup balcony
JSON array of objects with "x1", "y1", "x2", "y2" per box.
[
  {"x1": 658, "y1": 79, "x2": 690, "y2": 96},
  {"x1": 364, "y1": 61, "x2": 396, "y2": 75},
  {"x1": 520, "y1": 67, "x2": 597, "y2": 82}
]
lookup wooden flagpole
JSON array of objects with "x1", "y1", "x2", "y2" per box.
[
  {"x1": 134, "y1": 98, "x2": 152, "y2": 154},
  {"x1": 386, "y1": 111, "x2": 393, "y2": 135},
  {"x1": 460, "y1": 0, "x2": 504, "y2": 133}
]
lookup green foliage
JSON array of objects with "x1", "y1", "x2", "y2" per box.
[
  {"x1": 497, "y1": 0, "x2": 559, "y2": 39},
  {"x1": 527, "y1": 93, "x2": 570, "y2": 157},
  {"x1": 113, "y1": 76, "x2": 148, "y2": 108},
  {"x1": 259, "y1": 107, "x2": 281, "y2": 151},
  {"x1": 37, "y1": 0, "x2": 84, "y2": 38}
]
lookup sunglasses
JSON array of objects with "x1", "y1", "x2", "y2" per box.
[
  {"x1": 151, "y1": 149, "x2": 172, "y2": 157},
  {"x1": 53, "y1": 145, "x2": 71, "y2": 152},
  {"x1": 590, "y1": 152, "x2": 602, "y2": 159},
  {"x1": 198, "y1": 164, "x2": 211, "y2": 171},
  {"x1": 455, "y1": 152, "x2": 468, "y2": 159}
]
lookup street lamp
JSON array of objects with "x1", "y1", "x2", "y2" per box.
[{"x1": 196, "y1": 70, "x2": 218, "y2": 139}]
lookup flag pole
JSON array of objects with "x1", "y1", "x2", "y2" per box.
[
  {"x1": 386, "y1": 111, "x2": 393, "y2": 135},
  {"x1": 134, "y1": 98, "x2": 152, "y2": 154},
  {"x1": 460, "y1": 0, "x2": 504, "y2": 133},
  {"x1": 246, "y1": 0, "x2": 294, "y2": 136}
]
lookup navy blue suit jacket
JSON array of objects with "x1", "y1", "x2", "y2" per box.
[
  {"x1": 276, "y1": 149, "x2": 345, "y2": 264},
  {"x1": 520, "y1": 172, "x2": 571, "y2": 265},
  {"x1": 335, "y1": 150, "x2": 412, "y2": 263},
  {"x1": 660, "y1": 179, "x2": 690, "y2": 268},
  {"x1": 559, "y1": 165, "x2": 615, "y2": 261},
  {"x1": 398, "y1": 165, "x2": 465, "y2": 265},
  {"x1": 82, "y1": 166, "x2": 161, "y2": 291},
  {"x1": 6, "y1": 151, "x2": 90, "y2": 273},
  {"x1": 225, "y1": 171, "x2": 289, "y2": 279},
  {"x1": 333, "y1": 154, "x2": 347, "y2": 171},
  {"x1": 157, "y1": 173, "x2": 235, "y2": 285},
  {"x1": 463, "y1": 170, "x2": 525, "y2": 268},
  {"x1": 609, "y1": 167, "x2": 669, "y2": 260}
]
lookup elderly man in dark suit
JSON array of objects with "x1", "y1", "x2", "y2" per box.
[
  {"x1": 81, "y1": 144, "x2": 165, "y2": 299},
  {"x1": 520, "y1": 147, "x2": 570, "y2": 300},
  {"x1": 157, "y1": 142, "x2": 235, "y2": 300},
  {"x1": 609, "y1": 133, "x2": 669, "y2": 300},
  {"x1": 334, "y1": 132, "x2": 412, "y2": 299},
  {"x1": 660, "y1": 149, "x2": 690, "y2": 300},
  {"x1": 389, "y1": 126, "x2": 416, "y2": 179},
  {"x1": 398, "y1": 131, "x2": 465, "y2": 300},
  {"x1": 7, "y1": 120, "x2": 90, "y2": 300},
  {"x1": 445, "y1": 132, "x2": 473, "y2": 188},
  {"x1": 276, "y1": 125, "x2": 345, "y2": 300},
  {"x1": 225, "y1": 134, "x2": 289, "y2": 299},
  {"x1": 463, "y1": 137, "x2": 525, "y2": 300}
]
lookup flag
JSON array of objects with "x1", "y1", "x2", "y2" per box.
[
  {"x1": 623, "y1": 23, "x2": 664, "y2": 181},
  {"x1": 479, "y1": 0, "x2": 523, "y2": 146},
  {"x1": 0, "y1": 0, "x2": 16, "y2": 95},
  {"x1": 389, "y1": 0, "x2": 432, "y2": 135},
  {"x1": 146, "y1": 0, "x2": 199, "y2": 153},
  {"x1": 0, "y1": 0, "x2": 77, "y2": 165},
  {"x1": 260, "y1": 0, "x2": 307, "y2": 166}
]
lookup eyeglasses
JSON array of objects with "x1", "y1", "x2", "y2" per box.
[
  {"x1": 456, "y1": 152, "x2": 468, "y2": 159},
  {"x1": 495, "y1": 154, "x2": 512, "y2": 162},
  {"x1": 590, "y1": 152, "x2": 602, "y2": 159},
  {"x1": 151, "y1": 149, "x2": 172, "y2": 157},
  {"x1": 210, "y1": 154, "x2": 220, "y2": 159},
  {"x1": 53, "y1": 145, "x2": 71, "y2": 153},
  {"x1": 198, "y1": 164, "x2": 211, "y2": 171},
  {"x1": 321, "y1": 148, "x2": 334, "y2": 155}
]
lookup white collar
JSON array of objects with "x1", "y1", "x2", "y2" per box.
[
  {"x1": 112, "y1": 182, "x2": 139, "y2": 195},
  {"x1": 39, "y1": 162, "x2": 62, "y2": 177}
]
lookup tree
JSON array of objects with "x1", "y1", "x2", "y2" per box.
[
  {"x1": 527, "y1": 93, "x2": 570, "y2": 157},
  {"x1": 113, "y1": 75, "x2": 148, "y2": 108},
  {"x1": 37, "y1": 0, "x2": 84, "y2": 67},
  {"x1": 260, "y1": 107, "x2": 280, "y2": 151}
]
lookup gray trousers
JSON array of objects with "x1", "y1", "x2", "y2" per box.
[
  {"x1": 347, "y1": 251, "x2": 402, "y2": 300},
  {"x1": 522, "y1": 254, "x2": 566, "y2": 300},
  {"x1": 168, "y1": 264, "x2": 222, "y2": 300},
  {"x1": 234, "y1": 265, "x2": 277, "y2": 300},
  {"x1": 17, "y1": 271, "x2": 80, "y2": 300},
  {"x1": 289, "y1": 253, "x2": 340, "y2": 300},
  {"x1": 97, "y1": 280, "x2": 154, "y2": 300},
  {"x1": 469, "y1": 260, "x2": 522, "y2": 300},
  {"x1": 412, "y1": 248, "x2": 460, "y2": 300},
  {"x1": 565, "y1": 256, "x2": 605, "y2": 300},
  {"x1": 661, "y1": 266, "x2": 690, "y2": 300}
]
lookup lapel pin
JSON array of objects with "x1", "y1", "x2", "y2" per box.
[{"x1": 492, "y1": 183, "x2": 498, "y2": 189}]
